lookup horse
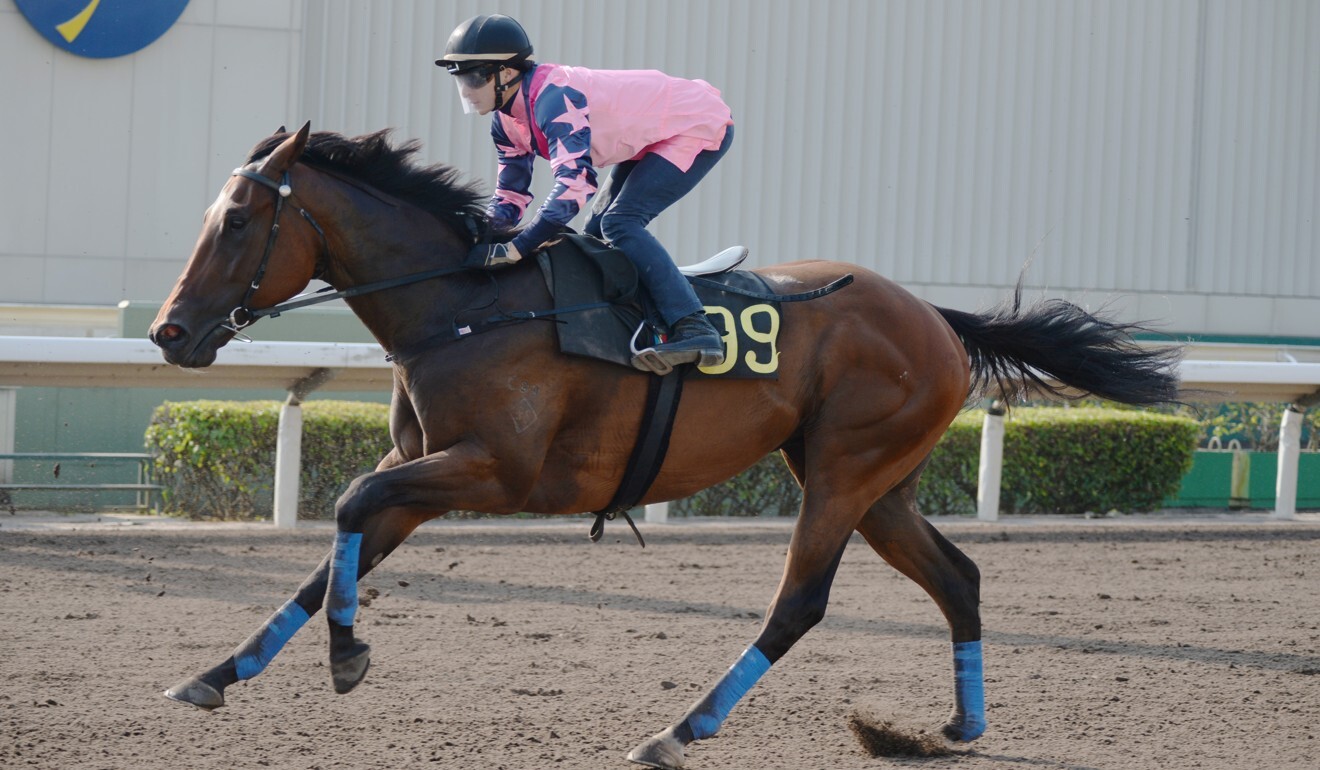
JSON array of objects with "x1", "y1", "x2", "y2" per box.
[{"x1": 150, "y1": 123, "x2": 1180, "y2": 769}]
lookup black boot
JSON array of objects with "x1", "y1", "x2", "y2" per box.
[{"x1": 633, "y1": 312, "x2": 726, "y2": 371}]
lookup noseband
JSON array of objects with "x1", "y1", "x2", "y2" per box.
[{"x1": 226, "y1": 166, "x2": 330, "y2": 332}]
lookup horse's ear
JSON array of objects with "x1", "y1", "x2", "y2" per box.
[
  {"x1": 274, "y1": 125, "x2": 287, "y2": 135},
  {"x1": 259, "y1": 121, "x2": 311, "y2": 175}
]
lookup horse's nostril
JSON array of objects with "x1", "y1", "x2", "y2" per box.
[{"x1": 152, "y1": 324, "x2": 188, "y2": 348}]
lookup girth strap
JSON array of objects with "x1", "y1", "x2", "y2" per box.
[{"x1": 590, "y1": 367, "x2": 687, "y2": 547}]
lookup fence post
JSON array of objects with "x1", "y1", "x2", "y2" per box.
[
  {"x1": 977, "y1": 402, "x2": 1005, "y2": 522},
  {"x1": 1273, "y1": 405, "x2": 1303, "y2": 520},
  {"x1": 273, "y1": 399, "x2": 303, "y2": 529},
  {"x1": 645, "y1": 502, "x2": 669, "y2": 524},
  {"x1": 272, "y1": 368, "x2": 337, "y2": 529},
  {"x1": 0, "y1": 388, "x2": 15, "y2": 484}
]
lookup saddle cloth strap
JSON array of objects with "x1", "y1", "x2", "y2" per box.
[{"x1": 590, "y1": 368, "x2": 686, "y2": 547}]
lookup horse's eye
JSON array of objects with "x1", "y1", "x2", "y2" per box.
[{"x1": 226, "y1": 214, "x2": 248, "y2": 232}]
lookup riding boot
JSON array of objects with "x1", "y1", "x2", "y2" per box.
[{"x1": 641, "y1": 311, "x2": 726, "y2": 370}]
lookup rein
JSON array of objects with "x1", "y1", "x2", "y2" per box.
[{"x1": 246, "y1": 264, "x2": 472, "y2": 322}]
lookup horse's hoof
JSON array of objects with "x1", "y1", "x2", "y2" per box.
[
  {"x1": 626, "y1": 727, "x2": 686, "y2": 769},
  {"x1": 331, "y1": 643, "x2": 371, "y2": 694},
  {"x1": 163, "y1": 676, "x2": 225, "y2": 711},
  {"x1": 941, "y1": 715, "x2": 986, "y2": 742}
]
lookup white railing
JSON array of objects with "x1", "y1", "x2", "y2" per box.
[
  {"x1": 0, "y1": 336, "x2": 390, "y2": 527},
  {"x1": 2, "y1": 337, "x2": 1317, "y2": 525}
]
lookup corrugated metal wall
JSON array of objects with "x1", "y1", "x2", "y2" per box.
[
  {"x1": 1196, "y1": 0, "x2": 1319, "y2": 298},
  {"x1": 3, "y1": 1, "x2": 1317, "y2": 336},
  {"x1": 300, "y1": 0, "x2": 1319, "y2": 321}
]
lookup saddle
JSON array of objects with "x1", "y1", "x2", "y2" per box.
[{"x1": 533, "y1": 234, "x2": 793, "y2": 379}]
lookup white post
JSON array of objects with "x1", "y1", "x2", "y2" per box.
[
  {"x1": 977, "y1": 404, "x2": 1005, "y2": 522},
  {"x1": 273, "y1": 400, "x2": 304, "y2": 529},
  {"x1": 0, "y1": 388, "x2": 15, "y2": 483},
  {"x1": 1273, "y1": 406, "x2": 1303, "y2": 521},
  {"x1": 645, "y1": 501, "x2": 669, "y2": 524},
  {"x1": 271, "y1": 368, "x2": 336, "y2": 528}
]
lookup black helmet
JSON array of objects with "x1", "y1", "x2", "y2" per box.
[{"x1": 436, "y1": 14, "x2": 533, "y2": 73}]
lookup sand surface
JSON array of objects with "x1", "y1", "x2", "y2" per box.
[{"x1": 2, "y1": 512, "x2": 1317, "y2": 769}]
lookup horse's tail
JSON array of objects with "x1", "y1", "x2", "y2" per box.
[{"x1": 934, "y1": 291, "x2": 1182, "y2": 406}]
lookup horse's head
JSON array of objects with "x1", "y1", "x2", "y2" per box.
[{"x1": 150, "y1": 122, "x2": 326, "y2": 367}]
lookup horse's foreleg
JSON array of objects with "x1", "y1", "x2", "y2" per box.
[
  {"x1": 163, "y1": 510, "x2": 428, "y2": 709},
  {"x1": 324, "y1": 509, "x2": 436, "y2": 692},
  {"x1": 856, "y1": 485, "x2": 985, "y2": 741},
  {"x1": 163, "y1": 553, "x2": 328, "y2": 710},
  {"x1": 627, "y1": 493, "x2": 858, "y2": 769},
  {"x1": 326, "y1": 443, "x2": 513, "y2": 694}
]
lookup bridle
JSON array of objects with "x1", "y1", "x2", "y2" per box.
[
  {"x1": 216, "y1": 162, "x2": 481, "y2": 342},
  {"x1": 225, "y1": 165, "x2": 330, "y2": 333}
]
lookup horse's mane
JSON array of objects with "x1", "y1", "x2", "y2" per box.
[{"x1": 246, "y1": 129, "x2": 487, "y2": 234}]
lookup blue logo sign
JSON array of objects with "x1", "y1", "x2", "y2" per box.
[{"x1": 16, "y1": 0, "x2": 191, "y2": 59}]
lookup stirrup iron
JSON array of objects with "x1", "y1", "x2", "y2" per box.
[{"x1": 629, "y1": 322, "x2": 674, "y2": 375}]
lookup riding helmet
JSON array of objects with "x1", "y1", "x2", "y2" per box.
[{"x1": 436, "y1": 14, "x2": 533, "y2": 72}]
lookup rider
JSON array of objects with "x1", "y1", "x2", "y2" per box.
[{"x1": 437, "y1": 13, "x2": 734, "y2": 370}]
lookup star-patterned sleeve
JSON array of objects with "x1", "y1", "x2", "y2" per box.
[
  {"x1": 510, "y1": 83, "x2": 599, "y2": 255},
  {"x1": 488, "y1": 115, "x2": 536, "y2": 231}
]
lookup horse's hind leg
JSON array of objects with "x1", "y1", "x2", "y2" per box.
[
  {"x1": 855, "y1": 469, "x2": 986, "y2": 741},
  {"x1": 628, "y1": 476, "x2": 868, "y2": 768},
  {"x1": 163, "y1": 508, "x2": 428, "y2": 709}
]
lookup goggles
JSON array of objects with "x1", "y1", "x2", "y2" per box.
[{"x1": 448, "y1": 63, "x2": 497, "y2": 90}]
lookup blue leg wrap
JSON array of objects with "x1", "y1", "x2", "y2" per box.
[
  {"x1": 952, "y1": 640, "x2": 987, "y2": 740},
  {"x1": 685, "y1": 645, "x2": 772, "y2": 740},
  {"x1": 326, "y1": 531, "x2": 363, "y2": 627},
  {"x1": 233, "y1": 599, "x2": 311, "y2": 680}
]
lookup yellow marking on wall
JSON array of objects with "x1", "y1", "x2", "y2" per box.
[{"x1": 56, "y1": 0, "x2": 101, "y2": 43}]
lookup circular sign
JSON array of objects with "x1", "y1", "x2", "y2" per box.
[{"x1": 15, "y1": 0, "x2": 191, "y2": 59}]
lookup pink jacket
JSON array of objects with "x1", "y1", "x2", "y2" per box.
[{"x1": 489, "y1": 63, "x2": 733, "y2": 239}]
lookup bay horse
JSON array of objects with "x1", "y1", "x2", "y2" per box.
[{"x1": 151, "y1": 123, "x2": 1179, "y2": 769}]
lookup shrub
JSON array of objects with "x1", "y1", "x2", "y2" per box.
[
  {"x1": 145, "y1": 400, "x2": 392, "y2": 520},
  {"x1": 675, "y1": 408, "x2": 1198, "y2": 517},
  {"x1": 997, "y1": 408, "x2": 1198, "y2": 514},
  {"x1": 145, "y1": 402, "x2": 1198, "y2": 520}
]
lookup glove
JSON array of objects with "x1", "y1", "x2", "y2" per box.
[{"x1": 464, "y1": 241, "x2": 522, "y2": 269}]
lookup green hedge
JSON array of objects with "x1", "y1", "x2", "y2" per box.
[
  {"x1": 676, "y1": 408, "x2": 1200, "y2": 516},
  {"x1": 145, "y1": 400, "x2": 392, "y2": 520},
  {"x1": 996, "y1": 408, "x2": 1199, "y2": 513},
  {"x1": 146, "y1": 402, "x2": 1198, "y2": 520}
]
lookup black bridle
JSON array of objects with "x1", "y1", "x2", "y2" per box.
[
  {"x1": 226, "y1": 166, "x2": 330, "y2": 333},
  {"x1": 220, "y1": 164, "x2": 478, "y2": 339}
]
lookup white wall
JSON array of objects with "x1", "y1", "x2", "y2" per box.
[
  {"x1": 0, "y1": 0, "x2": 305, "y2": 306},
  {"x1": 2, "y1": 0, "x2": 1318, "y2": 340}
]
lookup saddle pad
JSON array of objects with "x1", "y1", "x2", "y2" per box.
[
  {"x1": 688, "y1": 271, "x2": 781, "y2": 379},
  {"x1": 538, "y1": 237, "x2": 781, "y2": 379}
]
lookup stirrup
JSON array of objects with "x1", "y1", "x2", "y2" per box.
[{"x1": 629, "y1": 323, "x2": 674, "y2": 375}]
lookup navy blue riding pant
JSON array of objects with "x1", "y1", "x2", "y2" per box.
[{"x1": 584, "y1": 125, "x2": 734, "y2": 327}]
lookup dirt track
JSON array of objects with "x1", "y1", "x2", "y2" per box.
[{"x1": 2, "y1": 513, "x2": 1318, "y2": 770}]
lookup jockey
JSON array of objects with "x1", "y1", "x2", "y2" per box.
[{"x1": 437, "y1": 14, "x2": 734, "y2": 371}]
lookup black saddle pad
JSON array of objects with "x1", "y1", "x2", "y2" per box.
[{"x1": 537, "y1": 235, "x2": 781, "y2": 379}]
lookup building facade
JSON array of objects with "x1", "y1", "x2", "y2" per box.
[{"x1": 2, "y1": 0, "x2": 1317, "y2": 340}]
